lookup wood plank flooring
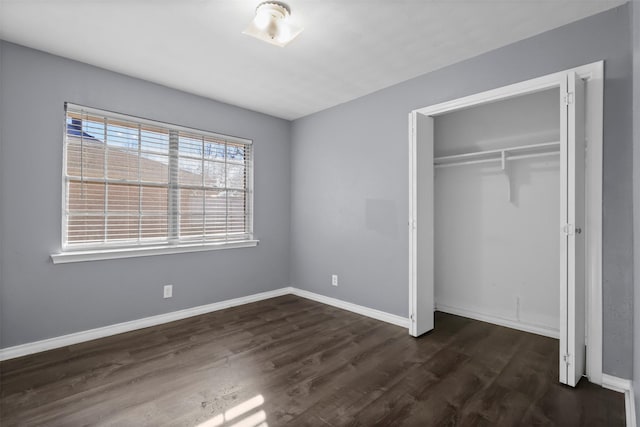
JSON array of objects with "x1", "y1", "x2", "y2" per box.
[{"x1": 0, "y1": 295, "x2": 625, "y2": 426}]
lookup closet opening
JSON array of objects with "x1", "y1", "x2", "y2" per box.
[
  {"x1": 434, "y1": 87, "x2": 561, "y2": 339},
  {"x1": 408, "y1": 62, "x2": 604, "y2": 387}
]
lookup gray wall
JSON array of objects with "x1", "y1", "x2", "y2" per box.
[
  {"x1": 291, "y1": 4, "x2": 633, "y2": 378},
  {"x1": 632, "y1": 0, "x2": 640, "y2": 416},
  {"x1": 0, "y1": 41, "x2": 291, "y2": 348}
]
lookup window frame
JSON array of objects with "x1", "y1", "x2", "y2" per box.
[{"x1": 51, "y1": 103, "x2": 257, "y2": 264}]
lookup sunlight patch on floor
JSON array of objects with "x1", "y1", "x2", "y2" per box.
[{"x1": 196, "y1": 394, "x2": 267, "y2": 427}]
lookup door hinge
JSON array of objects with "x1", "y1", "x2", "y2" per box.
[
  {"x1": 562, "y1": 223, "x2": 582, "y2": 236},
  {"x1": 562, "y1": 223, "x2": 574, "y2": 236},
  {"x1": 563, "y1": 92, "x2": 574, "y2": 106},
  {"x1": 409, "y1": 219, "x2": 417, "y2": 230},
  {"x1": 563, "y1": 353, "x2": 572, "y2": 365},
  {"x1": 410, "y1": 313, "x2": 415, "y2": 322}
]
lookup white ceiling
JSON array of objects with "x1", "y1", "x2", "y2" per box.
[{"x1": 0, "y1": 0, "x2": 626, "y2": 120}]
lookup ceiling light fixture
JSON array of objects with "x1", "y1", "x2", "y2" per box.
[{"x1": 243, "y1": 1, "x2": 303, "y2": 47}]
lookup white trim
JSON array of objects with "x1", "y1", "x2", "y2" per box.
[
  {"x1": 0, "y1": 287, "x2": 408, "y2": 361},
  {"x1": 602, "y1": 374, "x2": 634, "y2": 393},
  {"x1": 415, "y1": 75, "x2": 560, "y2": 117},
  {"x1": 436, "y1": 303, "x2": 559, "y2": 339},
  {"x1": 0, "y1": 287, "x2": 288, "y2": 361},
  {"x1": 602, "y1": 374, "x2": 636, "y2": 427},
  {"x1": 583, "y1": 61, "x2": 604, "y2": 386},
  {"x1": 409, "y1": 60, "x2": 604, "y2": 384},
  {"x1": 290, "y1": 288, "x2": 410, "y2": 328},
  {"x1": 408, "y1": 111, "x2": 417, "y2": 336},
  {"x1": 50, "y1": 240, "x2": 259, "y2": 264},
  {"x1": 629, "y1": 386, "x2": 637, "y2": 427},
  {"x1": 629, "y1": 387, "x2": 637, "y2": 427},
  {"x1": 414, "y1": 62, "x2": 599, "y2": 117}
]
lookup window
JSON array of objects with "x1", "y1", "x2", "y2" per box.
[{"x1": 59, "y1": 103, "x2": 254, "y2": 258}]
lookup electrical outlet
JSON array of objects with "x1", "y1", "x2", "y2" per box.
[
  {"x1": 331, "y1": 274, "x2": 338, "y2": 287},
  {"x1": 163, "y1": 284, "x2": 173, "y2": 299}
]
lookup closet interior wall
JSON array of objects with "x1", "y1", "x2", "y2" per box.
[{"x1": 433, "y1": 88, "x2": 561, "y2": 336}]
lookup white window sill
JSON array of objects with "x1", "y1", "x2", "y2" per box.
[{"x1": 50, "y1": 240, "x2": 259, "y2": 264}]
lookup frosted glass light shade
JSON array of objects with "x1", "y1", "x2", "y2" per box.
[{"x1": 243, "y1": 2, "x2": 303, "y2": 47}]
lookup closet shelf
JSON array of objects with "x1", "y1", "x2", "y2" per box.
[{"x1": 434, "y1": 141, "x2": 560, "y2": 168}]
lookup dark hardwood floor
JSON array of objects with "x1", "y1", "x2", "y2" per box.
[{"x1": 0, "y1": 295, "x2": 625, "y2": 426}]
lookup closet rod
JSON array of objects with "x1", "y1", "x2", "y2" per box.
[
  {"x1": 434, "y1": 141, "x2": 559, "y2": 164},
  {"x1": 434, "y1": 151, "x2": 559, "y2": 169}
]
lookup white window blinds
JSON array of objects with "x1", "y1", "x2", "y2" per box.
[{"x1": 63, "y1": 103, "x2": 253, "y2": 250}]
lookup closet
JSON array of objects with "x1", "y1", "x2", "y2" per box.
[
  {"x1": 408, "y1": 66, "x2": 600, "y2": 388},
  {"x1": 433, "y1": 89, "x2": 561, "y2": 337}
]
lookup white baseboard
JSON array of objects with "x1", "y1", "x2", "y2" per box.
[
  {"x1": 289, "y1": 288, "x2": 409, "y2": 328},
  {"x1": 435, "y1": 303, "x2": 559, "y2": 339},
  {"x1": 602, "y1": 374, "x2": 636, "y2": 427},
  {"x1": 602, "y1": 374, "x2": 634, "y2": 393},
  {"x1": 0, "y1": 287, "x2": 408, "y2": 362},
  {"x1": 629, "y1": 386, "x2": 637, "y2": 427},
  {"x1": 0, "y1": 287, "x2": 291, "y2": 361}
]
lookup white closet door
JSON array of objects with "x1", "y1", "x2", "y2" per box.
[
  {"x1": 409, "y1": 112, "x2": 434, "y2": 337},
  {"x1": 559, "y1": 72, "x2": 586, "y2": 387}
]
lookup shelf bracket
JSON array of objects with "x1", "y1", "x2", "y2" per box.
[{"x1": 501, "y1": 150, "x2": 512, "y2": 202}]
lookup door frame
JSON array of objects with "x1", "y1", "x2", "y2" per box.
[{"x1": 408, "y1": 61, "x2": 604, "y2": 385}]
